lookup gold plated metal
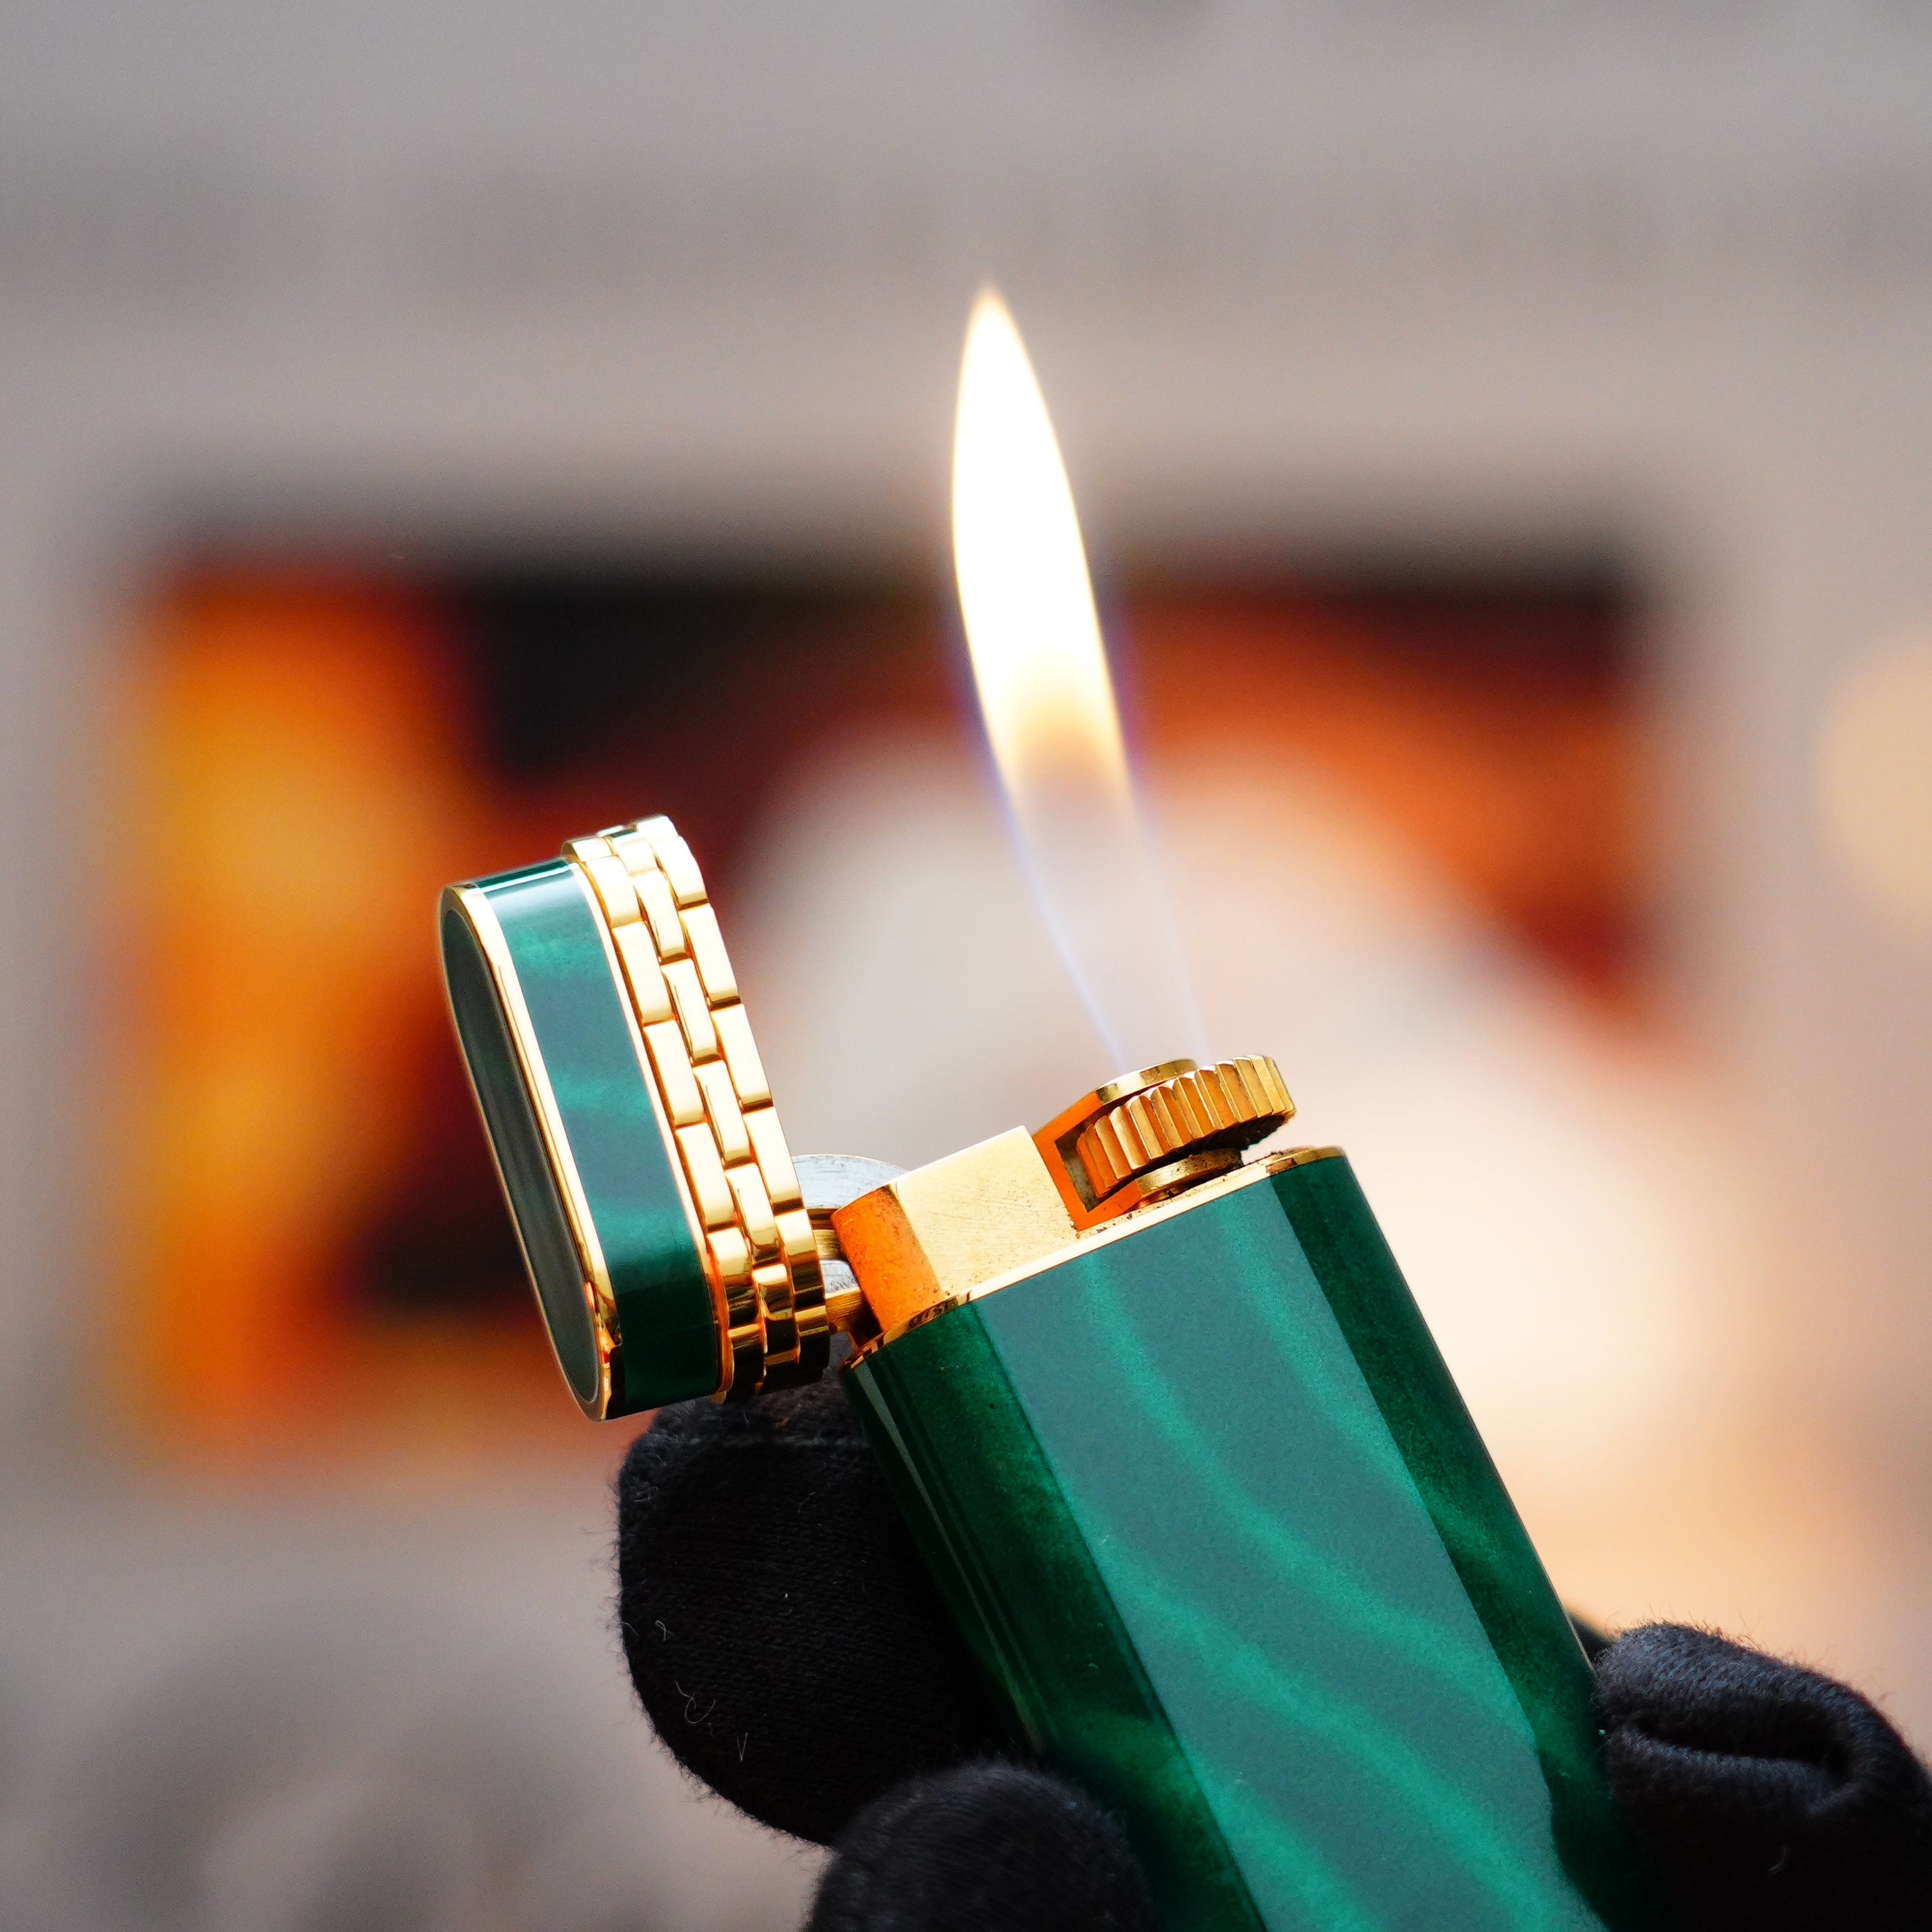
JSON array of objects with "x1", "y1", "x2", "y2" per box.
[
  {"x1": 681, "y1": 903, "x2": 738, "y2": 1003},
  {"x1": 491, "y1": 811, "x2": 1298, "y2": 1409},
  {"x1": 833, "y1": 1128, "x2": 1079, "y2": 1337},
  {"x1": 570, "y1": 845, "x2": 644, "y2": 930},
  {"x1": 1033, "y1": 1056, "x2": 1294, "y2": 1228},
  {"x1": 555, "y1": 816, "x2": 829, "y2": 1399},
  {"x1": 696, "y1": 1061, "x2": 752, "y2": 1163},
  {"x1": 713, "y1": 1004, "x2": 771, "y2": 1107},
  {"x1": 613, "y1": 924, "x2": 676, "y2": 1024},
  {"x1": 664, "y1": 958, "x2": 718, "y2": 1059},
  {"x1": 856, "y1": 1143, "x2": 1346, "y2": 1352},
  {"x1": 679, "y1": 1122, "x2": 738, "y2": 1227},
  {"x1": 651, "y1": 831, "x2": 708, "y2": 906},
  {"x1": 1032, "y1": 1061, "x2": 1194, "y2": 1228},
  {"x1": 804, "y1": 1201, "x2": 870, "y2": 1337},
  {"x1": 1097, "y1": 1145, "x2": 1244, "y2": 1210},
  {"x1": 644, "y1": 1020, "x2": 704, "y2": 1126},
  {"x1": 746, "y1": 1107, "x2": 799, "y2": 1205},
  {"x1": 729, "y1": 1161, "x2": 781, "y2": 1254},
  {"x1": 829, "y1": 1065, "x2": 1314, "y2": 1351},
  {"x1": 635, "y1": 868, "x2": 686, "y2": 958},
  {"x1": 1074, "y1": 1057, "x2": 1293, "y2": 1200}
]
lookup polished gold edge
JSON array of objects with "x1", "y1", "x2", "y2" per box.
[
  {"x1": 1072, "y1": 1056, "x2": 1294, "y2": 1203},
  {"x1": 451, "y1": 884, "x2": 619, "y2": 1420},
  {"x1": 1091, "y1": 1059, "x2": 1199, "y2": 1112},
  {"x1": 1032, "y1": 1055, "x2": 1295, "y2": 1227},
  {"x1": 1032, "y1": 1060, "x2": 1198, "y2": 1225},
  {"x1": 862, "y1": 1144, "x2": 1345, "y2": 1354}
]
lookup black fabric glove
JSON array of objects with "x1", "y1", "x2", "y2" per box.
[
  {"x1": 809, "y1": 1760, "x2": 1159, "y2": 1932},
  {"x1": 616, "y1": 1378, "x2": 1932, "y2": 1931},
  {"x1": 615, "y1": 1377, "x2": 1006, "y2": 1847},
  {"x1": 1597, "y1": 1623, "x2": 1932, "y2": 1930}
]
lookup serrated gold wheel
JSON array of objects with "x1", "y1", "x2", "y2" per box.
[
  {"x1": 1072, "y1": 1057, "x2": 1294, "y2": 1204},
  {"x1": 561, "y1": 817, "x2": 825, "y2": 1399}
]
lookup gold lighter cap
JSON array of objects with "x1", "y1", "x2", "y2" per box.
[{"x1": 829, "y1": 1056, "x2": 1300, "y2": 1347}]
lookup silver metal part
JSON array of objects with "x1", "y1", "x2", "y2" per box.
[
  {"x1": 793, "y1": 1153, "x2": 906, "y2": 1213},
  {"x1": 793, "y1": 1153, "x2": 904, "y2": 1315}
]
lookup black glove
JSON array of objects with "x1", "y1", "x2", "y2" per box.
[{"x1": 616, "y1": 1378, "x2": 1932, "y2": 1932}]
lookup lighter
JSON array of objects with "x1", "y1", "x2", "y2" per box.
[{"x1": 438, "y1": 815, "x2": 1664, "y2": 1932}]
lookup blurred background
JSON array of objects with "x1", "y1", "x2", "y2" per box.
[{"x1": 4, "y1": 3, "x2": 1932, "y2": 1926}]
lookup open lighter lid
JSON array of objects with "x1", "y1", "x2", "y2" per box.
[{"x1": 439, "y1": 817, "x2": 824, "y2": 1419}]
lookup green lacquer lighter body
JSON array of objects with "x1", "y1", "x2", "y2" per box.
[
  {"x1": 843, "y1": 1153, "x2": 1657, "y2": 1932},
  {"x1": 440, "y1": 818, "x2": 1664, "y2": 1932}
]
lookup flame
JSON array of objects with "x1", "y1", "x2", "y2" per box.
[
  {"x1": 952, "y1": 293, "x2": 1132, "y2": 815},
  {"x1": 952, "y1": 290, "x2": 1204, "y2": 1071}
]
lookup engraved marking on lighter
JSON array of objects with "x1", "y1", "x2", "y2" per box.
[{"x1": 438, "y1": 294, "x2": 1666, "y2": 1929}]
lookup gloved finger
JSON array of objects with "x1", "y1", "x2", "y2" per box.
[
  {"x1": 615, "y1": 1376, "x2": 1006, "y2": 1844},
  {"x1": 1595, "y1": 1621, "x2": 1932, "y2": 1932},
  {"x1": 805, "y1": 1760, "x2": 1158, "y2": 1932}
]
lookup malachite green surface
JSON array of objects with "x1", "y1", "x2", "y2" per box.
[
  {"x1": 845, "y1": 1156, "x2": 1665, "y2": 1932},
  {"x1": 440, "y1": 861, "x2": 720, "y2": 1412},
  {"x1": 441, "y1": 892, "x2": 599, "y2": 1404}
]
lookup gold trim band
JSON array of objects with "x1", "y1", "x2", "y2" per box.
[{"x1": 562, "y1": 818, "x2": 827, "y2": 1399}]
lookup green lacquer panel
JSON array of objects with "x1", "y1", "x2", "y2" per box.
[
  {"x1": 1265, "y1": 1158, "x2": 1657, "y2": 1927},
  {"x1": 847, "y1": 1159, "x2": 1663, "y2": 1932},
  {"x1": 442, "y1": 895, "x2": 600, "y2": 1403},
  {"x1": 444, "y1": 861, "x2": 718, "y2": 1411},
  {"x1": 848, "y1": 1315, "x2": 1263, "y2": 1932}
]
